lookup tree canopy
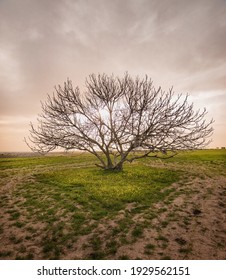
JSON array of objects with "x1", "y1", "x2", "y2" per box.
[{"x1": 26, "y1": 73, "x2": 214, "y2": 171}]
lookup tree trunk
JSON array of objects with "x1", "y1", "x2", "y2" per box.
[{"x1": 104, "y1": 162, "x2": 123, "y2": 171}]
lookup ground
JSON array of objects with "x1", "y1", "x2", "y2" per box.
[{"x1": 0, "y1": 150, "x2": 225, "y2": 260}]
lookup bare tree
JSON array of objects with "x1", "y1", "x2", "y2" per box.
[{"x1": 26, "y1": 73, "x2": 214, "y2": 171}]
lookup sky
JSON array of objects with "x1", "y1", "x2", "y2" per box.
[{"x1": 0, "y1": 0, "x2": 226, "y2": 152}]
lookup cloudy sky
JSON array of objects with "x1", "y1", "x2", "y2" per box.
[{"x1": 0, "y1": 0, "x2": 226, "y2": 152}]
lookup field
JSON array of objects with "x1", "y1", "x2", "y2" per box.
[{"x1": 0, "y1": 149, "x2": 225, "y2": 260}]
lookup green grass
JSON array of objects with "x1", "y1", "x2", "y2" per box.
[
  {"x1": 0, "y1": 153, "x2": 97, "y2": 170},
  {"x1": 32, "y1": 164, "x2": 180, "y2": 211},
  {"x1": 0, "y1": 149, "x2": 225, "y2": 259},
  {"x1": 168, "y1": 149, "x2": 226, "y2": 162}
]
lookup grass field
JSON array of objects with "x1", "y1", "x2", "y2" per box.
[{"x1": 0, "y1": 149, "x2": 225, "y2": 260}]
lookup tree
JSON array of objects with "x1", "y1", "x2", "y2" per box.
[{"x1": 26, "y1": 73, "x2": 214, "y2": 171}]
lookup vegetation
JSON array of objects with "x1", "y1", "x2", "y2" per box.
[
  {"x1": 0, "y1": 149, "x2": 225, "y2": 259},
  {"x1": 26, "y1": 73, "x2": 213, "y2": 171}
]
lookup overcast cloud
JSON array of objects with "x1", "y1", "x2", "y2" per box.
[{"x1": 0, "y1": 0, "x2": 226, "y2": 151}]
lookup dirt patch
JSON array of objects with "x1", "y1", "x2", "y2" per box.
[{"x1": 114, "y1": 176, "x2": 226, "y2": 260}]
